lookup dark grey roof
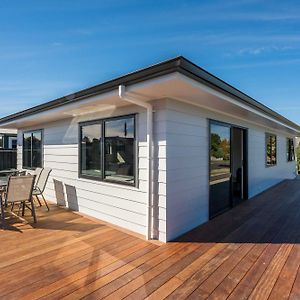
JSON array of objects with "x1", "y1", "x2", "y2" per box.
[{"x1": 0, "y1": 56, "x2": 299, "y2": 131}]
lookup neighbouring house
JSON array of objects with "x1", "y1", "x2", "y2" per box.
[
  {"x1": 0, "y1": 129, "x2": 17, "y2": 171},
  {"x1": 0, "y1": 57, "x2": 298, "y2": 242},
  {"x1": 0, "y1": 128, "x2": 17, "y2": 149}
]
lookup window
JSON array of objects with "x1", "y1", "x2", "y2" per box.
[
  {"x1": 23, "y1": 130, "x2": 42, "y2": 168},
  {"x1": 81, "y1": 123, "x2": 102, "y2": 178},
  {"x1": 0, "y1": 135, "x2": 3, "y2": 148},
  {"x1": 287, "y1": 138, "x2": 295, "y2": 162},
  {"x1": 79, "y1": 115, "x2": 136, "y2": 185},
  {"x1": 266, "y1": 133, "x2": 277, "y2": 166},
  {"x1": 8, "y1": 136, "x2": 17, "y2": 149}
]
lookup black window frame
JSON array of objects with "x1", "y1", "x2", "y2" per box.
[
  {"x1": 265, "y1": 133, "x2": 277, "y2": 167},
  {"x1": 22, "y1": 129, "x2": 43, "y2": 169},
  {"x1": 287, "y1": 137, "x2": 295, "y2": 162},
  {"x1": 79, "y1": 114, "x2": 137, "y2": 187}
]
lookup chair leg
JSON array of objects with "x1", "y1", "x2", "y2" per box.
[
  {"x1": 17, "y1": 203, "x2": 22, "y2": 216},
  {"x1": 41, "y1": 194, "x2": 49, "y2": 211},
  {"x1": 11, "y1": 203, "x2": 14, "y2": 211},
  {"x1": 22, "y1": 202, "x2": 25, "y2": 216},
  {"x1": 0, "y1": 197, "x2": 5, "y2": 228},
  {"x1": 35, "y1": 195, "x2": 42, "y2": 207},
  {"x1": 30, "y1": 199, "x2": 37, "y2": 223}
]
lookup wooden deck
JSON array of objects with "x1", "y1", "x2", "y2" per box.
[{"x1": 1, "y1": 179, "x2": 300, "y2": 299}]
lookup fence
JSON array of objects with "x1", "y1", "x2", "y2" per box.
[{"x1": 0, "y1": 149, "x2": 17, "y2": 171}]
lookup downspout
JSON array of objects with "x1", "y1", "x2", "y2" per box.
[{"x1": 118, "y1": 85, "x2": 153, "y2": 240}]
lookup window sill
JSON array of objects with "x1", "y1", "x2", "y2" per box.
[
  {"x1": 265, "y1": 164, "x2": 277, "y2": 168},
  {"x1": 78, "y1": 175, "x2": 140, "y2": 191}
]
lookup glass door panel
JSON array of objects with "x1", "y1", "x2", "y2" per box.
[{"x1": 209, "y1": 123, "x2": 231, "y2": 218}]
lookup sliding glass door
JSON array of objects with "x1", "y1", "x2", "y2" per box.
[{"x1": 209, "y1": 122, "x2": 232, "y2": 218}]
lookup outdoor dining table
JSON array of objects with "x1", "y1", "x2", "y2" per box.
[
  {"x1": 0, "y1": 178, "x2": 8, "y2": 188},
  {"x1": 0, "y1": 169, "x2": 17, "y2": 176}
]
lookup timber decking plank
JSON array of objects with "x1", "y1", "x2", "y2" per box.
[
  {"x1": 207, "y1": 244, "x2": 267, "y2": 300},
  {"x1": 289, "y1": 265, "x2": 300, "y2": 300},
  {"x1": 57, "y1": 243, "x2": 188, "y2": 300},
  {"x1": 267, "y1": 244, "x2": 300, "y2": 300},
  {"x1": 0, "y1": 180, "x2": 299, "y2": 299},
  {"x1": 0, "y1": 231, "x2": 135, "y2": 296},
  {"x1": 248, "y1": 244, "x2": 293, "y2": 300},
  {"x1": 4, "y1": 241, "x2": 155, "y2": 300}
]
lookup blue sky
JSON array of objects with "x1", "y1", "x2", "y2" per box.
[{"x1": 1, "y1": 0, "x2": 300, "y2": 123}]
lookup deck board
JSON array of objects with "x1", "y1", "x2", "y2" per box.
[{"x1": 1, "y1": 179, "x2": 300, "y2": 299}]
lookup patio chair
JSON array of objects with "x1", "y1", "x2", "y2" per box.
[
  {"x1": 32, "y1": 167, "x2": 43, "y2": 206},
  {"x1": 0, "y1": 175, "x2": 36, "y2": 226},
  {"x1": 17, "y1": 170, "x2": 27, "y2": 176},
  {"x1": 33, "y1": 168, "x2": 52, "y2": 211},
  {"x1": 33, "y1": 167, "x2": 43, "y2": 184}
]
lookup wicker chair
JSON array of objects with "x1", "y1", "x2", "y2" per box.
[{"x1": 0, "y1": 175, "x2": 36, "y2": 226}]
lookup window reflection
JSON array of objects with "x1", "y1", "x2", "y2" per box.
[
  {"x1": 210, "y1": 124, "x2": 231, "y2": 185},
  {"x1": 23, "y1": 130, "x2": 42, "y2": 168},
  {"x1": 266, "y1": 133, "x2": 277, "y2": 166},
  {"x1": 81, "y1": 124, "x2": 101, "y2": 177},
  {"x1": 104, "y1": 117, "x2": 135, "y2": 183}
]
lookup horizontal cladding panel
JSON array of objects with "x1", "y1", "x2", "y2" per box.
[
  {"x1": 156, "y1": 107, "x2": 207, "y2": 127},
  {"x1": 74, "y1": 189, "x2": 146, "y2": 215},
  {"x1": 45, "y1": 155, "x2": 77, "y2": 164},
  {"x1": 167, "y1": 182, "x2": 208, "y2": 199},
  {"x1": 44, "y1": 186, "x2": 146, "y2": 225},
  {"x1": 165, "y1": 121, "x2": 206, "y2": 136},
  {"x1": 44, "y1": 144, "x2": 79, "y2": 149},
  {"x1": 44, "y1": 147, "x2": 78, "y2": 156},
  {"x1": 167, "y1": 209, "x2": 208, "y2": 241},
  {"x1": 46, "y1": 177, "x2": 147, "y2": 203},
  {"x1": 43, "y1": 187, "x2": 147, "y2": 232},
  {"x1": 166, "y1": 146, "x2": 208, "y2": 159},
  {"x1": 45, "y1": 161, "x2": 78, "y2": 172},
  {"x1": 155, "y1": 159, "x2": 207, "y2": 173},
  {"x1": 72, "y1": 205, "x2": 146, "y2": 236},
  {"x1": 156, "y1": 133, "x2": 207, "y2": 146}
]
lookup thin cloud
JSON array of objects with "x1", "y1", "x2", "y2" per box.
[
  {"x1": 235, "y1": 46, "x2": 294, "y2": 56},
  {"x1": 217, "y1": 58, "x2": 300, "y2": 70}
]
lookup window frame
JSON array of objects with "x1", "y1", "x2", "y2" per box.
[
  {"x1": 265, "y1": 133, "x2": 277, "y2": 167},
  {"x1": 286, "y1": 137, "x2": 295, "y2": 162},
  {"x1": 22, "y1": 129, "x2": 43, "y2": 169},
  {"x1": 0, "y1": 134, "x2": 4, "y2": 149},
  {"x1": 78, "y1": 114, "x2": 137, "y2": 187}
]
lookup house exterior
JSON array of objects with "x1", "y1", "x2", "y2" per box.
[
  {"x1": 0, "y1": 129, "x2": 17, "y2": 171},
  {"x1": 0, "y1": 128, "x2": 17, "y2": 149},
  {"x1": 0, "y1": 57, "x2": 298, "y2": 242}
]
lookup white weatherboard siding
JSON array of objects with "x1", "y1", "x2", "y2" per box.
[
  {"x1": 164, "y1": 100, "x2": 296, "y2": 241},
  {"x1": 247, "y1": 130, "x2": 296, "y2": 197},
  {"x1": 16, "y1": 98, "x2": 296, "y2": 242},
  {"x1": 17, "y1": 102, "x2": 168, "y2": 242}
]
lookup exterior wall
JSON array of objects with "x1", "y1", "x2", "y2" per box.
[
  {"x1": 16, "y1": 98, "x2": 297, "y2": 242},
  {"x1": 247, "y1": 129, "x2": 296, "y2": 197},
  {"x1": 17, "y1": 101, "x2": 168, "y2": 242},
  {"x1": 164, "y1": 99, "x2": 297, "y2": 241}
]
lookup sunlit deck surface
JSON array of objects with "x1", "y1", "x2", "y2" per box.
[{"x1": 1, "y1": 179, "x2": 300, "y2": 299}]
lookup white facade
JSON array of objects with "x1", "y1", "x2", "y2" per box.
[
  {"x1": 15, "y1": 97, "x2": 297, "y2": 242},
  {"x1": 162, "y1": 99, "x2": 296, "y2": 241},
  {"x1": 1, "y1": 57, "x2": 297, "y2": 243},
  {"x1": 17, "y1": 102, "x2": 168, "y2": 242}
]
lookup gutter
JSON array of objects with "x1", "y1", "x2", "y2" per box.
[{"x1": 118, "y1": 85, "x2": 153, "y2": 240}]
